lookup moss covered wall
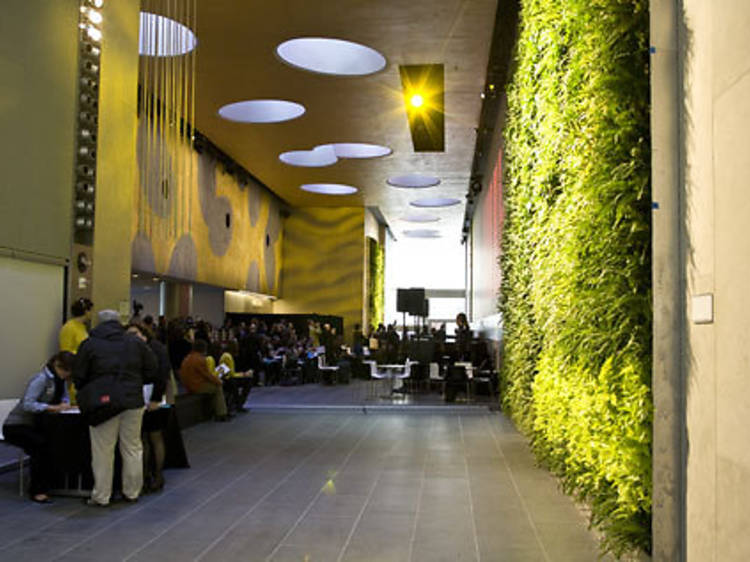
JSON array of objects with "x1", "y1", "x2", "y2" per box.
[{"x1": 499, "y1": 0, "x2": 651, "y2": 556}]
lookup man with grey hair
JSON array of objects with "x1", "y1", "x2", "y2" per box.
[{"x1": 73, "y1": 309, "x2": 157, "y2": 506}]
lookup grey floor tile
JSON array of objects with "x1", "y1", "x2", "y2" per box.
[
  {"x1": 0, "y1": 411, "x2": 608, "y2": 561},
  {"x1": 269, "y1": 544, "x2": 343, "y2": 561},
  {"x1": 284, "y1": 515, "x2": 354, "y2": 549}
]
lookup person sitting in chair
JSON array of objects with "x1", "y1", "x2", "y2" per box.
[{"x1": 2, "y1": 351, "x2": 74, "y2": 503}]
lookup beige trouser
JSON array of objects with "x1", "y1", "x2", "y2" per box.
[
  {"x1": 89, "y1": 407, "x2": 144, "y2": 504},
  {"x1": 193, "y1": 382, "x2": 228, "y2": 417}
]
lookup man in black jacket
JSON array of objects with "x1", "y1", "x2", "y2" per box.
[{"x1": 73, "y1": 309, "x2": 157, "y2": 506}]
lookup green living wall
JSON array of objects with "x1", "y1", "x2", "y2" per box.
[
  {"x1": 500, "y1": 0, "x2": 651, "y2": 556},
  {"x1": 368, "y1": 237, "x2": 385, "y2": 331}
]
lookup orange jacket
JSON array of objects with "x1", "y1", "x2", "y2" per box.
[{"x1": 179, "y1": 351, "x2": 220, "y2": 392}]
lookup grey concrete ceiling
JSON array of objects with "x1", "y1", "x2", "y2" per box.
[{"x1": 192, "y1": 0, "x2": 497, "y2": 240}]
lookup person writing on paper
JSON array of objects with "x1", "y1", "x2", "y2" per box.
[
  {"x1": 127, "y1": 322, "x2": 170, "y2": 493},
  {"x1": 2, "y1": 351, "x2": 75, "y2": 503}
]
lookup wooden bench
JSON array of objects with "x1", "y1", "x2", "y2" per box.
[{"x1": 174, "y1": 393, "x2": 214, "y2": 429}]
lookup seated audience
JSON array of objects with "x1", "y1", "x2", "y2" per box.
[
  {"x1": 179, "y1": 339, "x2": 229, "y2": 421},
  {"x1": 2, "y1": 351, "x2": 74, "y2": 503}
]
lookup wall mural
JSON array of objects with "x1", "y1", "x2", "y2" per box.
[
  {"x1": 275, "y1": 207, "x2": 364, "y2": 338},
  {"x1": 131, "y1": 119, "x2": 282, "y2": 294}
]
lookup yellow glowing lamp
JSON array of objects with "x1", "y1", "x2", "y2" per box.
[{"x1": 409, "y1": 93, "x2": 424, "y2": 108}]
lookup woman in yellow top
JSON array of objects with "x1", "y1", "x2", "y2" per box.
[
  {"x1": 220, "y1": 341, "x2": 252, "y2": 413},
  {"x1": 58, "y1": 298, "x2": 93, "y2": 405}
]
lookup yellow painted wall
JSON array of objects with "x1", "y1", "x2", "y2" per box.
[
  {"x1": 131, "y1": 120, "x2": 282, "y2": 295},
  {"x1": 275, "y1": 207, "x2": 365, "y2": 339}
]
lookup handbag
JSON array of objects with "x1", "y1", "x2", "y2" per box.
[{"x1": 76, "y1": 373, "x2": 126, "y2": 426}]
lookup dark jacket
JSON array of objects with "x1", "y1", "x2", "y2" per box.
[
  {"x1": 73, "y1": 320, "x2": 158, "y2": 420},
  {"x1": 148, "y1": 338, "x2": 170, "y2": 402}
]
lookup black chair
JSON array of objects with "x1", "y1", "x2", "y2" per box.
[{"x1": 444, "y1": 365, "x2": 469, "y2": 403}]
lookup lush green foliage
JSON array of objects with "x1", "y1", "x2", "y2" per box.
[
  {"x1": 500, "y1": 0, "x2": 651, "y2": 556},
  {"x1": 368, "y1": 237, "x2": 385, "y2": 331}
]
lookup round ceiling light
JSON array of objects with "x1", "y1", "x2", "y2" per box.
[
  {"x1": 400, "y1": 214, "x2": 441, "y2": 223},
  {"x1": 403, "y1": 229, "x2": 442, "y2": 238},
  {"x1": 139, "y1": 12, "x2": 197, "y2": 57},
  {"x1": 276, "y1": 37, "x2": 386, "y2": 76},
  {"x1": 301, "y1": 183, "x2": 358, "y2": 195},
  {"x1": 218, "y1": 100, "x2": 305, "y2": 123},
  {"x1": 410, "y1": 197, "x2": 461, "y2": 208},
  {"x1": 387, "y1": 174, "x2": 441, "y2": 188},
  {"x1": 330, "y1": 143, "x2": 391, "y2": 158},
  {"x1": 280, "y1": 145, "x2": 337, "y2": 167},
  {"x1": 279, "y1": 143, "x2": 391, "y2": 167}
]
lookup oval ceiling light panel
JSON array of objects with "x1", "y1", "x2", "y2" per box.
[
  {"x1": 301, "y1": 183, "x2": 358, "y2": 195},
  {"x1": 277, "y1": 37, "x2": 386, "y2": 76},
  {"x1": 403, "y1": 229, "x2": 442, "y2": 238},
  {"x1": 279, "y1": 145, "x2": 337, "y2": 167},
  {"x1": 410, "y1": 197, "x2": 461, "y2": 208},
  {"x1": 329, "y1": 143, "x2": 392, "y2": 159},
  {"x1": 387, "y1": 174, "x2": 441, "y2": 188},
  {"x1": 401, "y1": 214, "x2": 441, "y2": 223},
  {"x1": 139, "y1": 12, "x2": 197, "y2": 56},
  {"x1": 218, "y1": 100, "x2": 305, "y2": 123}
]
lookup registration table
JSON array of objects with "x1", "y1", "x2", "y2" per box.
[{"x1": 40, "y1": 405, "x2": 189, "y2": 496}]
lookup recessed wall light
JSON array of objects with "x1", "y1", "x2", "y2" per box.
[
  {"x1": 387, "y1": 174, "x2": 440, "y2": 188},
  {"x1": 139, "y1": 12, "x2": 197, "y2": 56},
  {"x1": 410, "y1": 197, "x2": 460, "y2": 208},
  {"x1": 277, "y1": 37, "x2": 386, "y2": 76},
  {"x1": 301, "y1": 183, "x2": 358, "y2": 195},
  {"x1": 218, "y1": 100, "x2": 305, "y2": 123}
]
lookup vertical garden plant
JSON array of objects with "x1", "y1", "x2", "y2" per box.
[{"x1": 500, "y1": 0, "x2": 651, "y2": 556}]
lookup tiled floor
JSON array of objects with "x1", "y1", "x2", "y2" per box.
[{"x1": 0, "y1": 407, "x2": 611, "y2": 561}]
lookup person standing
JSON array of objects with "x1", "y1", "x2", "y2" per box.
[
  {"x1": 58, "y1": 297, "x2": 93, "y2": 405},
  {"x1": 2, "y1": 351, "x2": 74, "y2": 503},
  {"x1": 127, "y1": 322, "x2": 170, "y2": 493},
  {"x1": 73, "y1": 309, "x2": 157, "y2": 507}
]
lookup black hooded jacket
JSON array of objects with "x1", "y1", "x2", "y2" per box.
[{"x1": 73, "y1": 320, "x2": 158, "y2": 414}]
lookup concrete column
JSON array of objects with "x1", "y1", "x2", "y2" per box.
[
  {"x1": 90, "y1": 0, "x2": 140, "y2": 319},
  {"x1": 650, "y1": 0, "x2": 685, "y2": 560},
  {"x1": 165, "y1": 282, "x2": 193, "y2": 319}
]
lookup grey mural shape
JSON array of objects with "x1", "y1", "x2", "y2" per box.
[
  {"x1": 265, "y1": 245, "x2": 276, "y2": 293},
  {"x1": 247, "y1": 181, "x2": 261, "y2": 227},
  {"x1": 266, "y1": 198, "x2": 281, "y2": 244},
  {"x1": 131, "y1": 232, "x2": 156, "y2": 273},
  {"x1": 197, "y1": 153, "x2": 233, "y2": 257},
  {"x1": 136, "y1": 119, "x2": 173, "y2": 219},
  {"x1": 246, "y1": 260, "x2": 260, "y2": 292},
  {"x1": 168, "y1": 234, "x2": 198, "y2": 280}
]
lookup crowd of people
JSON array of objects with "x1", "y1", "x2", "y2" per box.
[{"x1": 2, "y1": 299, "x2": 485, "y2": 505}]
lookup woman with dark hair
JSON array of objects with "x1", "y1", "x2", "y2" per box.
[
  {"x1": 2, "y1": 351, "x2": 74, "y2": 503},
  {"x1": 127, "y1": 322, "x2": 170, "y2": 493}
]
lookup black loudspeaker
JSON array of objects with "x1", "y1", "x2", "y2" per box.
[
  {"x1": 420, "y1": 299, "x2": 429, "y2": 317},
  {"x1": 397, "y1": 288, "x2": 425, "y2": 314}
]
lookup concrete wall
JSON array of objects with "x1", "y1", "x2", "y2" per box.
[
  {"x1": 275, "y1": 207, "x2": 365, "y2": 339},
  {"x1": 0, "y1": 0, "x2": 78, "y2": 261},
  {"x1": 676, "y1": 0, "x2": 750, "y2": 559}
]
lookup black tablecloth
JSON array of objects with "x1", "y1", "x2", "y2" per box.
[{"x1": 39, "y1": 406, "x2": 189, "y2": 493}]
